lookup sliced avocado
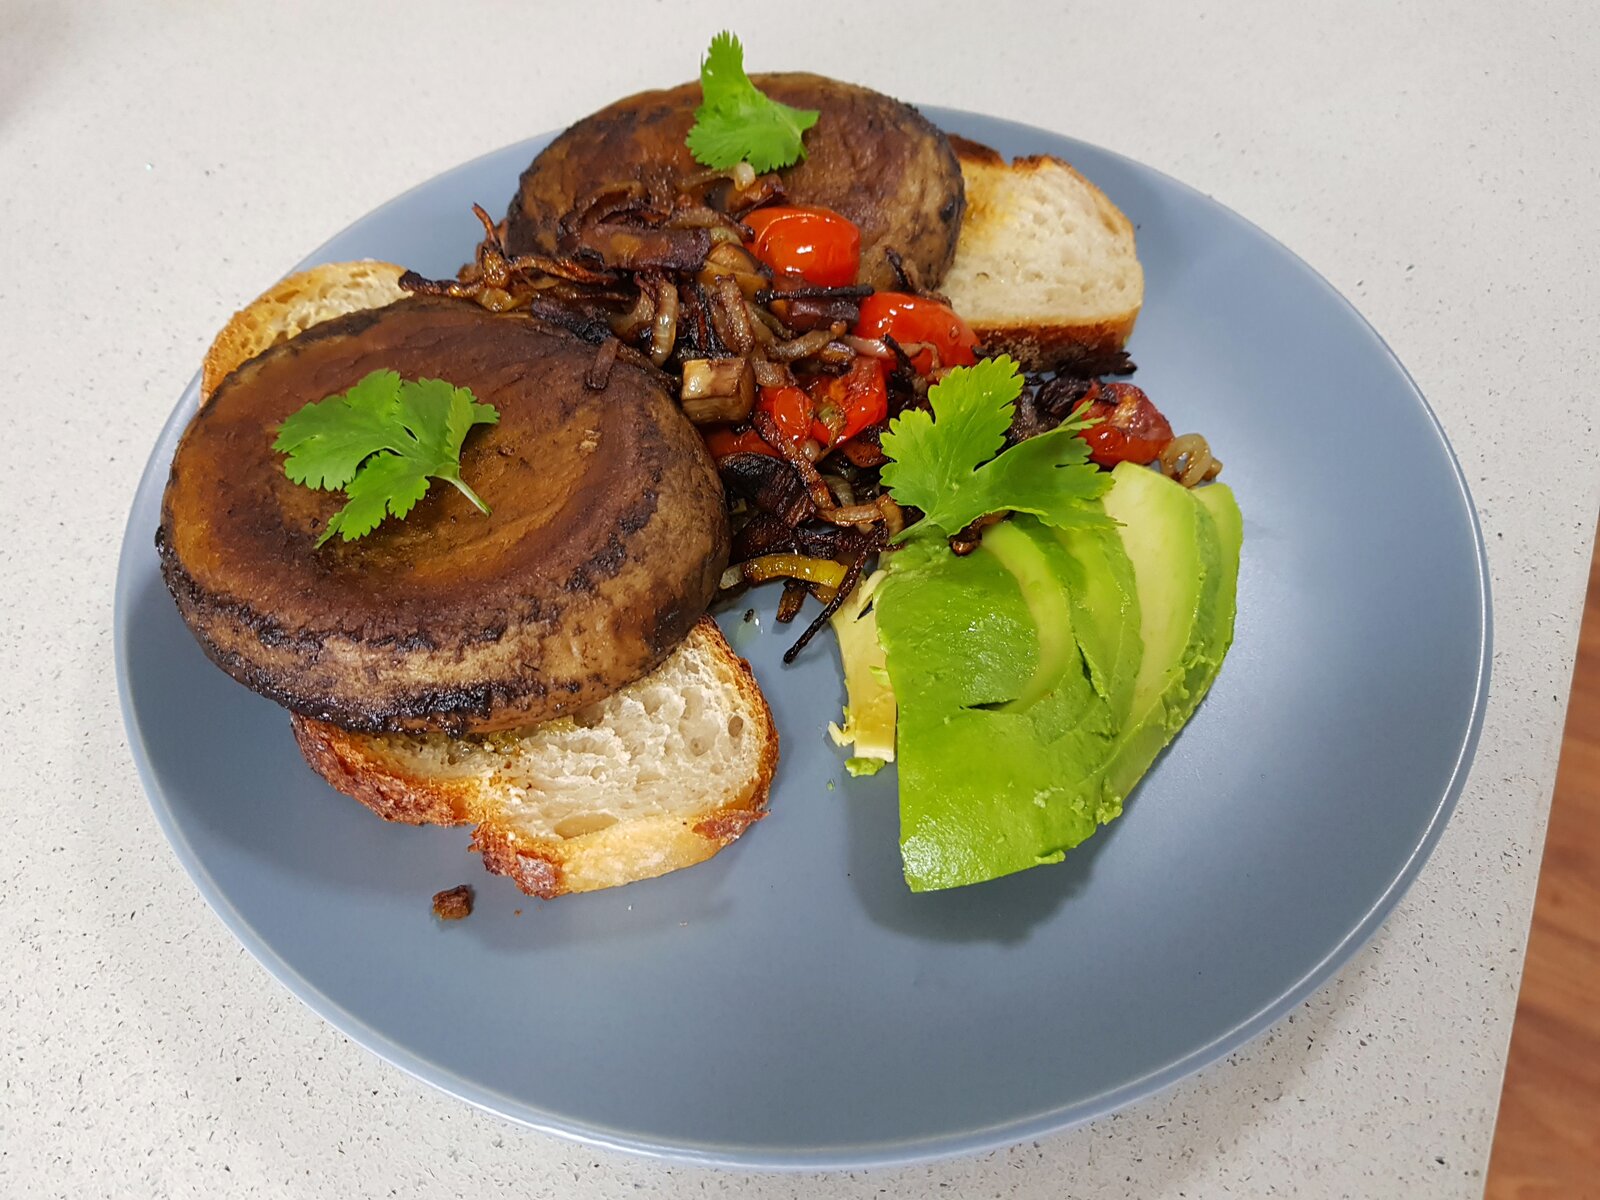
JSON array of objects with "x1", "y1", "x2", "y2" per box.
[
  {"x1": 869, "y1": 468, "x2": 1241, "y2": 892},
  {"x1": 978, "y1": 519, "x2": 1077, "y2": 713},
  {"x1": 1053, "y1": 520, "x2": 1142, "y2": 726},
  {"x1": 1099, "y1": 463, "x2": 1228, "y2": 801},
  {"x1": 878, "y1": 521, "x2": 1119, "y2": 891},
  {"x1": 877, "y1": 535, "x2": 1046, "y2": 711}
]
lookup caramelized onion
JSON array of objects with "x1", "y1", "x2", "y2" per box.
[
  {"x1": 840, "y1": 334, "x2": 896, "y2": 360},
  {"x1": 776, "y1": 581, "x2": 807, "y2": 623},
  {"x1": 752, "y1": 358, "x2": 794, "y2": 390},
  {"x1": 753, "y1": 411, "x2": 836, "y2": 510},
  {"x1": 1159, "y1": 433, "x2": 1222, "y2": 487},
  {"x1": 649, "y1": 277, "x2": 678, "y2": 366},
  {"x1": 876, "y1": 495, "x2": 905, "y2": 538},
  {"x1": 816, "y1": 502, "x2": 885, "y2": 527},
  {"x1": 768, "y1": 325, "x2": 842, "y2": 362},
  {"x1": 585, "y1": 338, "x2": 620, "y2": 390},
  {"x1": 609, "y1": 285, "x2": 656, "y2": 340},
  {"x1": 708, "y1": 275, "x2": 757, "y2": 355}
]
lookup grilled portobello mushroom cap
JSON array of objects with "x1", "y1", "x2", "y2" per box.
[
  {"x1": 505, "y1": 73, "x2": 964, "y2": 291},
  {"x1": 158, "y1": 297, "x2": 728, "y2": 735}
]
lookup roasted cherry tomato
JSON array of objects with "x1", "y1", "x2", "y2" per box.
[
  {"x1": 755, "y1": 384, "x2": 815, "y2": 446},
  {"x1": 742, "y1": 205, "x2": 861, "y2": 288},
  {"x1": 1080, "y1": 382, "x2": 1174, "y2": 467},
  {"x1": 808, "y1": 356, "x2": 888, "y2": 448},
  {"x1": 853, "y1": 292, "x2": 979, "y2": 376},
  {"x1": 703, "y1": 426, "x2": 778, "y2": 460}
]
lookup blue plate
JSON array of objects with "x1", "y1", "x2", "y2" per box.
[{"x1": 115, "y1": 110, "x2": 1490, "y2": 1168}]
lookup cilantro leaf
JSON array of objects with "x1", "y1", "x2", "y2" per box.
[
  {"x1": 880, "y1": 355, "x2": 1112, "y2": 540},
  {"x1": 880, "y1": 356, "x2": 1018, "y2": 510},
  {"x1": 323, "y1": 450, "x2": 432, "y2": 544},
  {"x1": 685, "y1": 31, "x2": 819, "y2": 173},
  {"x1": 273, "y1": 369, "x2": 405, "y2": 490},
  {"x1": 273, "y1": 369, "x2": 499, "y2": 547}
]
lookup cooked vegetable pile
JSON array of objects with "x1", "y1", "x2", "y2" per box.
[{"x1": 380, "y1": 31, "x2": 1241, "y2": 891}]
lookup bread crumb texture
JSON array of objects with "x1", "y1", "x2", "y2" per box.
[{"x1": 941, "y1": 145, "x2": 1143, "y2": 369}]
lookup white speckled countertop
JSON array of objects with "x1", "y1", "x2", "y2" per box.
[{"x1": 3, "y1": 1, "x2": 1597, "y2": 1195}]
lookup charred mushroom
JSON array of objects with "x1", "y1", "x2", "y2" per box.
[
  {"x1": 158, "y1": 297, "x2": 729, "y2": 734},
  {"x1": 505, "y1": 74, "x2": 965, "y2": 292}
]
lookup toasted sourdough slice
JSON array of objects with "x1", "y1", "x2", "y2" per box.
[
  {"x1": 939, "y1": 136, "x2": 1143, "y2": 372},
  {"x1": 291, "y1": 618, "x2": 778, "y2": 898},
  {"x1": 200, "y1": 260, "x2": 407, "y2": 402}
]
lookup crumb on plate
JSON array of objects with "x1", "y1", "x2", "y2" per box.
[{"x1": 432, "y1": 885, "x2": 473, "y2": 920}]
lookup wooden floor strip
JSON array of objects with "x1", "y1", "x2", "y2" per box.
[{"x1": 1486, "y1": 525, "x2": 1600, "y2": 1199}]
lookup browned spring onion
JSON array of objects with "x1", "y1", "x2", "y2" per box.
[
  {"x1": 753, "y1": 283, "x2": 873, "y2": 304},
  {"x1": 739, "y1": 554, "x2": 848, "y2": 590},
  {"x1": 783, "y1": 551, "x2": 868, "y2": 664}
]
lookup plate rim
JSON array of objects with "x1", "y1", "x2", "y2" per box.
[{"x1": 114, "y1": 106, "x2": 1494, "y2": 1170}]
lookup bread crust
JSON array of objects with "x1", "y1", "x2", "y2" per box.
[
  {"x1": 289, "y1": 618, "x2": 779, "y2": 898},
  {"x1": 970, "y1": 314, "x2": 1139, "y2": 374},
  {"x1": 201, "y1": 261, "x2": 407, "y2": 403},
  {"x1": 291, "y1": 716, "x2": 477, "y2": 826}
]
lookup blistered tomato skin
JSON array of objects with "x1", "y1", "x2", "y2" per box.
[
  {"x1": 808, "y1": 358, "x2": 888, "y2": 448},
  {"x1": 854, "y1": 293, "x2": 979, "y2": 376},
  {"x1": 703, "y1": 426, "x2": 778, "y2": 460},
  {"x1": 756, "y1": 384, "x2": 815, "y2": 446},
  {"x1": 742, "y1": 205, "x2": 862, "y2": 288},
  {"x1": 1081, "y1": 383, "x2": 1174, "y2": 467}
]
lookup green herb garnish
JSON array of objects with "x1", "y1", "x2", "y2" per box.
[
  {"x1": 685, "y1": 31, "x2": 819, "y2": 173},
  {"x1": 273, "y1": 369, "x2": 499, "y2": 546},
  {"x1": 879, "y1": 355, "x2": 1112, "y2": 540}
]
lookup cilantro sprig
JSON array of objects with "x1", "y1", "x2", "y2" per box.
[
  {"x1": 273, "y1": 369, "x2": 499, "y2": 546},
  {"x1": 685, "y1": 31, "x2": 819, "y2": 173},
  {"x1": 880, "y1": 356, "x2": 1111, "y2": 540}
]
